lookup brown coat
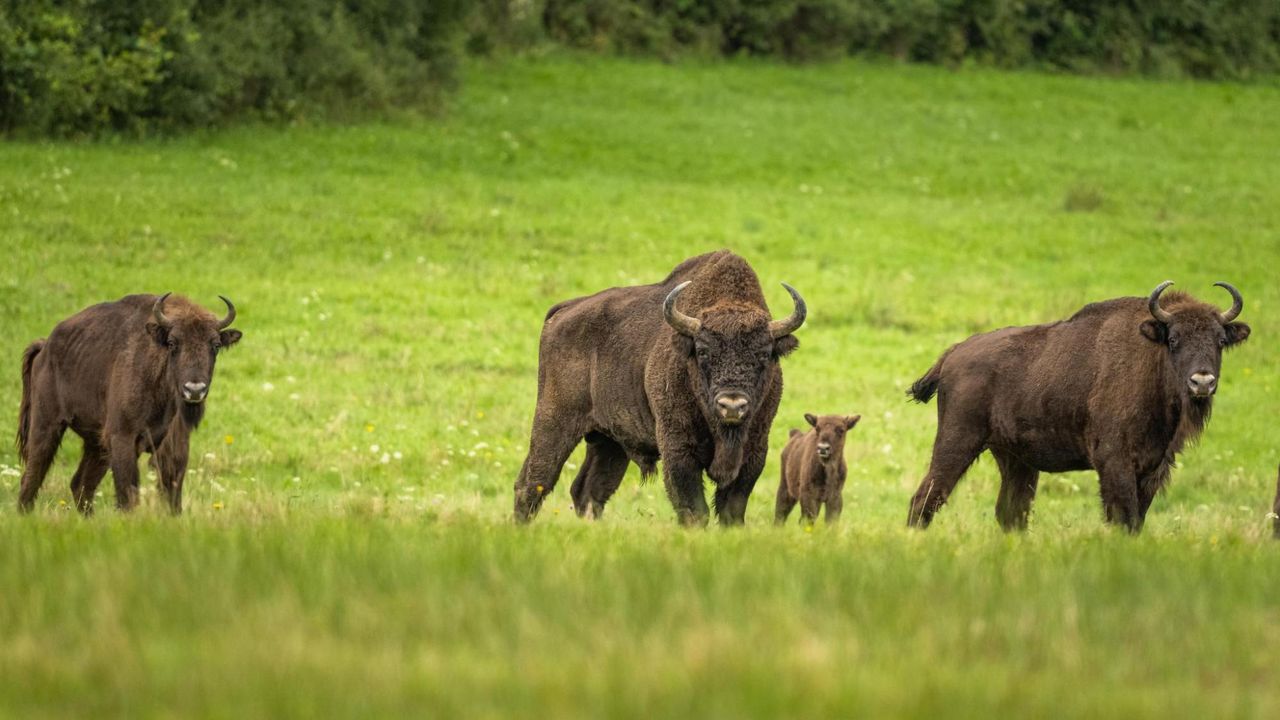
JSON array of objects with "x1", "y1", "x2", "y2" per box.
[
  {"x1": 17, "y1": 294, "x2": 241, "y2": 514},
  {"x1": 513, "y1": 251, "x2": 806, "y2": 525},
  {"x1": 776, "y1": 413, "x2": 860, "y2": 525},
  {"x1": 907, "y1": 282, "x2": 1249, "y2": 533}
]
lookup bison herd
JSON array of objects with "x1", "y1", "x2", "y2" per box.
[{"x1": 12, "y1": 250, "x2": 1269, "y2": 534}]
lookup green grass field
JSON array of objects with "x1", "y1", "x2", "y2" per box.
[{"x1": 2, "y1": 55, "x2": 1279, "y2": 717}]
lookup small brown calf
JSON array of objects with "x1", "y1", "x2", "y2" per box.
[{"x1": 775, "y1": 413, "x2": 860, "y2": 525}]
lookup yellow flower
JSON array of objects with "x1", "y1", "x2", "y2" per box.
[
  {"x1": 224, "y1": 435, "x2": 234, "y2": 445},
  {"x1": 58, "y1": 499, "x2": 68, "y2": 507},
  {"x1": 213, "y1": 501, "x2": 224, "y2": 511},
  {"x1": 476, "y1": 411, "x2": 485, "y2": 419},
  {"x1": 804, "y1": 525, "x2": 813, "y2": 533},
  {"x1": 365, "y1": 424, "x2": 375, "y2": 433},
  {"x1": 535, "y1": 484, "x2": 544, "y2": 494}
]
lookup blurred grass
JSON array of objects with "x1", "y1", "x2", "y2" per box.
[{"x1": 1, "y1": 54, "x2": 1278, "y2": 717}]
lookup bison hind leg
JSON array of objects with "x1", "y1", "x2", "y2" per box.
[
  {"x1": 993, "y1": 451, "x2": 1039, "y2": 531},
  {"x1": 513, "y1": 409, "x2": 588, "y2": 523},
  {"x1": 908, "y1": 423, "x2": 986, "y2": 528},
  {"x1": 70, "y1": 437, "x2": 110, "y2": 515},
  {"x1": 16, "y1": 402, "x2": 66, "y2": 513},
  {"x1": 774, "y1": 479, "x2": 797, "y2": 525},
  {"x1": 569, "y1": 433, "x2": 630, "y2": 519}
]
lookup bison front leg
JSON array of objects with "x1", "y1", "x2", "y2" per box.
[
  {"x1": 1135, "y1": 465, "x2": 1171, "y2": 528},
  {"x1": 798, "y1": 487, "x2": 823, "y2": 525},
  {"x1": 714, "y1": 441, "x2": 767, "y2": 526},
  {"x1": 824, "y1": 485, "x2": 843, "y2": 525},
  {"x1": 1097, "y1": 461, "x2": 1141, "y2": 533},
  {"x1": 662, "y1": 453, "x2": 709, "y2": 526},
  {"x1": 155, "y1": 448, "x2": 189, "y2": 515},
  {"x1": 107, "y1": 435, "x2": 141, "y2": 511}
]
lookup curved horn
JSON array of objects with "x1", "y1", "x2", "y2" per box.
[
  {"x1": 768, "y1": 283, "x2": 807, "y2": 339},
  {"x1": 152, "y1": 292, "x2": 173, "y2": 328},
  {"x1": 663, "y1": 281, "x2": 701, "y2": 337},
  {"x1": 1148, "y1": 281, "x2": 1175, "y2": 324},
  {"x1": 1213, "y1": 281, "x2": 1243, "y2": 323},
  {"x1": 217, "y1": 295, "x2": 237, "y2": 330}
]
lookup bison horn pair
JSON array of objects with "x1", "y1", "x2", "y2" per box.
[
  {"x1": 1148, "y1": 281, "x2": 1243, "y2": 324},
  {"x1": 152, "y1": 293, "x2": 237, "y2": 330},
  {"x1": 662, "y1": 281, "x2": 807, "y2": 339}
]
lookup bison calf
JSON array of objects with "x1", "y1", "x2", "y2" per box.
[
  {"x1": 17, "y1": 294, "x2": 242, "y2": 514},
  {"x1": 776, "y1": 413, "x2": 860, "y2": 525}
]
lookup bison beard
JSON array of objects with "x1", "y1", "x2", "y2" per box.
[
  {"x1": 513, "y1": 250, "x2": 804, "y2": 526},
  {"x1": 708, "y1": 425, "x2": 745, "y2": 485},
  {"x1": 906, "y1": 281, "x2": 1249, "y2": 533}
]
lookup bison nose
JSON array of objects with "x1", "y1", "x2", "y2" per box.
[
  {"x1": 817, "y1": 442, "x2": 831, "y2": 458},
  {"x1": 1188, "y1": 373, "x2": 1217, "y2": 397},
  {"x1": 183, "y1": 382, "x2": 208, "y2": 403},
  {"x1": 714, "y1": 392, "x2": 750, "y2": 425}
]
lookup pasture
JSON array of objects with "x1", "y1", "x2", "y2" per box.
[{"x1": 2, "y1": 55, "x2": 1279, "y2": 717}]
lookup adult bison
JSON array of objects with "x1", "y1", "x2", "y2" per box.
[
  {"x1": 17, "y1": 294, "x2": 242, "y2": 514},
  {"x1": 513, "y1": 250, "x2": 806, "y2": 525},
  {"x1": 907, "y1": 281, "x2": 1250, "y2": 533}
]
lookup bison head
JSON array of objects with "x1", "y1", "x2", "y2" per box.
[
  {"x1": 147, "y1": 294, "x2": 242, "y2": 405},
  {"x1": 664, "y1": 281, "x2": 805, "y2": 427},
  {"x1": 804, "y1": 413, "x2": 861, "y2": 462},
  {"x1": 1141, "y1": 281, "x2": 1250, "y2": 399}
]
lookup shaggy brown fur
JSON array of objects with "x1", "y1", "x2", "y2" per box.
[
  {"x1": 513, "y1": 250, "x2": 805, "y2": 525},
  {"x1": 776, "y1": 413, "x2": 860, "y2": 525},
  {"x1": 907, "y1": 284, "x2": 1250, "y2": 533},
  {"x1": 16, "y1": 294, "x2": 242, "y2": 514}
]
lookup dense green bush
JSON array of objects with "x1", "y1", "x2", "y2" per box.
[
  {"x1": 0, "y1": 0, "x2": 468, "y2": 136},
  {"x1": 3, "y1": 1, "x2": 1276, "y2": 136},
  {"x1": 523, "y1": 0, "x2": 1280, "y2": 77}
]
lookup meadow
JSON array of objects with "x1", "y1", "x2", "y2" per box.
[{"x1": 1, "y1": 54, "x2": 1279, "y2": 717}]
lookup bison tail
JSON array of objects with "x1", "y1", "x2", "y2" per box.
[
  {"x1": 907, "y1": 353, "x2": 948, "y2": 404},
  {"x1": 16, "y1": 340, "x2": 44, "y2": 464}
]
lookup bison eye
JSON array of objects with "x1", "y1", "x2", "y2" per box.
[{"x1": 1218, "y1": 337, "x2": 1227, "y2": 348}]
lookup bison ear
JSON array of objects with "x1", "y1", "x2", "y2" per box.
[
  {"x1": 1139, "y1": 320, "x2": 1166, "y2": 345},
  {"x1": 672, "y1": 333, "x2": 695, "y2": 357},
  {"x1": 804, "y1": 413, "x2": 817, "y2": 428},
  {"x1": 146, "y1": 322, "x2": 169, "y2": 347},
  {"x1": 773, "y1": 334, "x2": 799, "y2": 358},
  {"x1": 845, "y1": 414, "x2": 862, "y2": 430},
  {"x1": 220, "y1": 329, "x2": 243, "y2": 348},
  {"x1": 1224, "y1": 322, "x2": 1250, "y2": 347}
]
